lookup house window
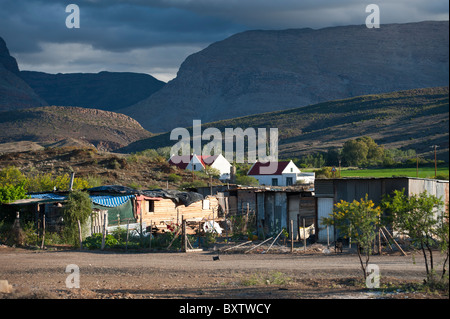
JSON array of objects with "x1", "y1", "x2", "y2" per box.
[
  {"x1": 272, "y1": 178, "x2": 278, "y2": 186},
  {"x1": 286, "y1": 177, "x2": 293, "y2": 186},
  {"x1": 290, "y1": 168, "x2": 293, "y2": 172},
  {"x1": 147, "y1": 200, "x2": 154, "y2": 213},
  {"x1": 193, "y1": 164, "x2": 197, "y2": 170}
]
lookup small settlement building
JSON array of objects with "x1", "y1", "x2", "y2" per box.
[
  {"x1": 168, "y1": 154, "x2": 232, "y2": 181},
  {"x1": 196, "y1": 177, "x2": 449, "y2": 244},
  {"x1": 247, "y1": 160, "x2": 315, "y2": 186},
  {"x1": 4, "y1": 185, "x2": 218, "y2": 237},
  {"x1": 314, "y1": 177, "x2": 449, "y2": 243},
  {"x1": 196, "y1": 184, "x2": 316, "y2": 241}
]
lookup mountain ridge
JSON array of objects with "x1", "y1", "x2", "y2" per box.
[
  {"x1": 0, "y1": 36, "x2": 47, "y2": 111},
  {"x1": 117, "y1": 86, "x2": 449, "y2": 161},
  {"x1": 118, "y1": 21, "x2": 449, "y2": 133},
  {"x1": 0, "y1": 105, "x2": 153, "y2": 152},
  {"x1": 20, "y1": 70, "x2": 165, "y2": 111}
]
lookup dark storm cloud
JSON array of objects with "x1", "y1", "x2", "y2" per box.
[
  {"x1": 0, "y1": 0, "x2": 448, "y2": 80},
  {"x1": 0, "y1": 0, "x2": 244, "y2": 53}
]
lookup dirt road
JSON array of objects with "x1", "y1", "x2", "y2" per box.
[{"x1": 1, "y1": 245, "x2": 446, "y2": 301}]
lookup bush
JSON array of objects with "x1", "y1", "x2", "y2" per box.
[
  {"x1": 0, "y1": 183, "x2": 29, "y2": 204},
  {"x1": 83, "y1": 233, "x2": 119, "y2": 250},
  {"x1": 168, "y1": 173, "x2": 182, "y2": 183},
  {"x1": 314, "y1": 167, "x2": 333, "y2": 178},
  {"x1": 179, "y1": 180, "x2": 208, "y2": 190},
  {"x1": 235, "y1": 175, "x2": 259, "y2": 186},
  {"x1": 62, "y1": 190, "x2": 92, "y2": 247}
]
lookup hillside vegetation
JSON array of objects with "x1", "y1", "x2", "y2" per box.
[
  {"x1": 119, "y1": 87, "x2": 449, "y2": 162},
  {"x1": 0, "y1": 147, "x2": 219, "y2": 192}
]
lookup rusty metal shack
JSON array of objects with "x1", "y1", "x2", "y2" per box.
[
  {"x1": 196, "y1": 185, "x2": 316, "y2": 240},
  {"x1": 315, "y1": 177, "x2": 449, "y2": 243}
]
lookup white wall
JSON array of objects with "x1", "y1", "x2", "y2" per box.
[
  {"x1": 281, "y1": 161, "x2": 301, "y2": 174},
  {"x1": 186, "y1": 156, "x2": 204, "y2": 171},
  {"x1": 210, "y1": 154, "x2": 232, "y2": 180},
  {"x1": 297, "y1": 172, "x2": 315, "y2": 184},
  {"x1": 317, "y1": 197, "x2": 335, "y2": 243},
  {"x1": 250, "y1": 175, "x2": 283, "y2": 186}
]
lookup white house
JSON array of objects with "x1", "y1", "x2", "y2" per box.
[
  {"x1": 168, "y1": 154, "x2": 232, "y2": 181},
  {"x1": 247, "y1": 160, "x2": 315, "y2": 186}
]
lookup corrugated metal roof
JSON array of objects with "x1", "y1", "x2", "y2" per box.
[
  {"x1": 89, "y1": 195, "x2": 134, "y2": 207},
  {"x1": 30, "y1": 193, "x2": 67, "y2": 201},
  {"x1": 28, "y1": 193, "x2": 134, "y2": 208}
]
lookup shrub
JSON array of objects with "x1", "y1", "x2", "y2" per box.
[
  {"x1": 62, "y1": 190, "x2": 92, "y2": 247},
  {"x1": 0, "y1": 182, "x2": 29, "y2": 204},
  {"x1": 83, "y1": 233, "x2": 119, "y2": 250},
  {"x1": 168, "y1": 173, "x2": 182, "y2": 183}
]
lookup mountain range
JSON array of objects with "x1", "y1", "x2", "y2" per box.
[
  {"x1": 0, "y1": 37, "x2": 46, "y2": 111},
  {"x1": 20, "y1": 70, "x2": 165, "y2": 111},
  {"x1": 118, "y1": 21, "x2": 449, "y2": 133},
  {"x1": 0, "y1": 21, "x2": 449, "y2": 160},
  {"x1": 0, "y1": 36, "x2": 165, "y2": 113}
]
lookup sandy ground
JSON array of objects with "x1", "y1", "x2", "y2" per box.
[{"x1": 1, "y1": 244, "x2": 447, "y2": 303}]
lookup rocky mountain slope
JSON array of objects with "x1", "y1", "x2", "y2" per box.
[
  {"x1": 1, "y1": 35, "x2": 165, "y2": 113},
  {"x1": 119, "y1": 21, "x2": 449, "y2": 133},
  {"x1": 20, "y1": 71, "x2": 165, "y2": 111},
  {"x1": 119, "y1": 87, "x2": 449, "y2": 161},
  {"x1": 0, "y1": 106, "x2": 152, "y2": 152},
  {"x1": 0, "y1": 37, "x2": 47, "y2": 111}
]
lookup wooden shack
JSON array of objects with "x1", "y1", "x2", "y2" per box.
[{"x1": 135, "y1": 195, "x2": 219, "y2": 231}]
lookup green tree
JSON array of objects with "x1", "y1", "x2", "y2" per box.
[
  {"x1": 0, "y1": 166, "x2": 27, "y2": 187},
  {"x1": 62, "y1": 190, "x2": 92, "y2": 248},
  {"x1": 0, "y1": 183, "x2": 29, "y2": 204},
  {"x1": 204, "y1": 166, "x2": 221, "y2": 178},
  {"x1": 435, "y1": 203, "x2": 449, "y2": 279},
  {"x1": 25, "y1": 173, "x2": 90, "y2": 192},
  {"x1": 322, "y1": 195, "x2": 382, "y2": 281},
  {"x1": 382, "y1": 190, "x2": 445, "y2": 283},
  {"x1": 342, "y1": 139, "x2": 369, "y2": 166},
  {"x1": 342, "y1": 137, "x2": 384, "y2": 167}
]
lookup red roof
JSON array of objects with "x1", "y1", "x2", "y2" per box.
[
  {"x1": 247, "y1": 161, "x2": 291, "y2": 176},
  {"x1": 168, "y1": 155, "x2": 219, "y2": 169},
  {"x1": 198, "y1": 155, "x2": 218, "y2": 166},
  {"x1": 168, "y1": 155, "x2": 192, "y2": 170}
]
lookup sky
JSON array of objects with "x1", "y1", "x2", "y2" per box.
[{"x1": 0, "y1": 0, "x2": 448, "y2": 82}]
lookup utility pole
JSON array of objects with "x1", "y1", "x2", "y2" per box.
[
  {"x1": 431, "y1": 145, "x2": 439, "y2": 177},
  {"x1": 338, "y1": 159, "x2": 341, "y2": 178},
  {"x1": 416, "y1": 155, "x2": 419, "y2": 178}
]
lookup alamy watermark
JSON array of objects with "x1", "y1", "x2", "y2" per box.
[
  {"x1": 170, "y1": 120, "x2": 279, "y2": 173},
  {"x1": 65, "y1": 4, "x2": 80, "y2": 29},
  {"x1": 366, "y1": 4, "x2": 380, "y2": 28},
  {"x1": 365, "y1": 264, "x2": 380, "y2": 288},
  {"x1": 65, "y1": 264, "x2": 80, "y2": 288}
]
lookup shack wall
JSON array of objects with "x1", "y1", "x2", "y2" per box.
[{"x1": 139, "y1": 197, "x2": 219, "y2": 227}]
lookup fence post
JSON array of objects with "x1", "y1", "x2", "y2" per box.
[
  {"x1": 126, "y1": 218, "x2": 130, "y2": 251},
  {"x1": 182, "y1": 217, "x2": 187, "y2": 252},
  {"x1": 290, "y1": 220, "x2": 294, "y2": 253},
  {"x1": 40, "y1": 213, "x2": 46, "y2": 249},
  {"x1": 77, "y1": 220, "x2": 82, "y2": 249},
  {"x1": 101, "y1": 212, "x2": 107, "y2": 250},
  {"x1": 303, "y1": 218, "x2": 306, "y2": 252}
]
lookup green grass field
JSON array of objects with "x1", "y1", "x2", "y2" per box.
[{"x1": 338, "y1": 166, "x2": 449, "y2": 179}]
